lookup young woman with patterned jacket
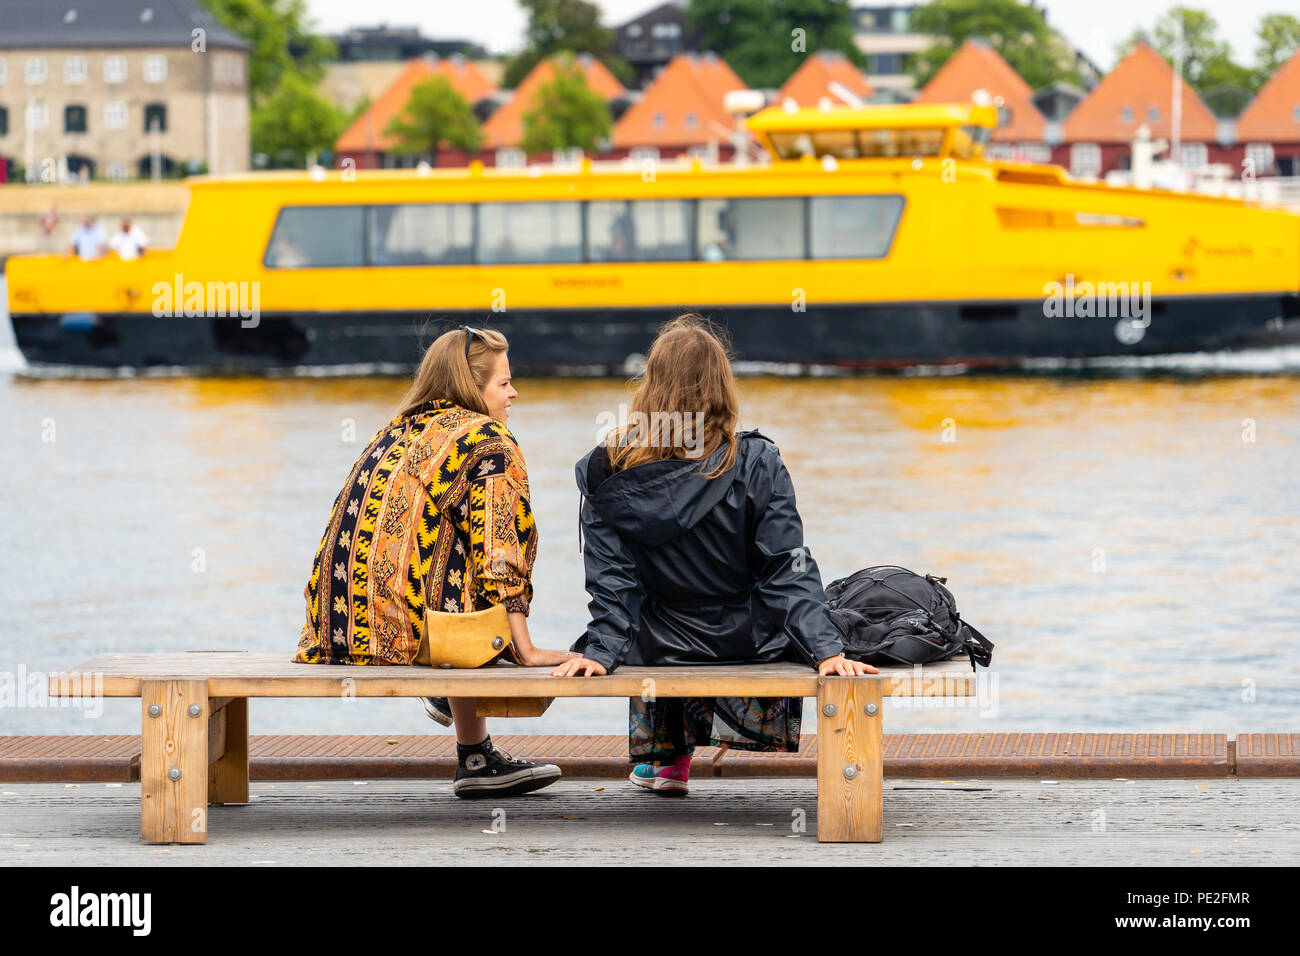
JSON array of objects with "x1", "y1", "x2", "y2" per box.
[{"x1": 295, "y1": 326, "x2": 576, "y2": 798}]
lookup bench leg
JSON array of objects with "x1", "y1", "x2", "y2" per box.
[
  {"x1": 208, "y1": 697, "x2": 249, "y2": 805},
  {"x1": 816, "y1": 676, "x2": 883, "y2": 843},
  {"x1": 141, "y1": 679, "x2": 209, "y2": 844}
]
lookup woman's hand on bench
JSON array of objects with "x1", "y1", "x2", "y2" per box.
[
  {"x1": 550, "y1": 657, "x2": 608, "y2": 677},
  {"x1": 817, "y1": 655, "x2": 879, "y2": 677},
  {"x1": 514, "y1": 645, "x2": 582, "y2": 667}
]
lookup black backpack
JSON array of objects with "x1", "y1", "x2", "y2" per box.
[{"x1": 824, "y1": 566, "x2": 994, "y2": 670}]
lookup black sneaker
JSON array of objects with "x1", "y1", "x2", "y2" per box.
[
  {"x1": 421, "y1": 697, "x2": 453, "y2": 727},
  {"x1": 452, "y1": 740, "x2": 561, "y2": 799}
]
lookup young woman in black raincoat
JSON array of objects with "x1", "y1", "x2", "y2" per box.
[{"x1": 552, "y1": 314, "x2": 876, "y2": 794}]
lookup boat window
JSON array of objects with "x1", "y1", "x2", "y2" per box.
[
  {"x1": 809, "y1": 195, "x2": 904, "y2": 259},
  {"x1": 859, "y1": 127, "x2": 944, "y2": 158},
  {"x1": 697, "y1": 197, "x2": 805, "y2": 261},
  {"x1": 952, "y1": 124, "x2": 991, "y2": 160},
  {"x1": 478, "y1": 202, "x2": 583, "y2": 264},
  {"x1": 264, "y1": 206, "x2": 366, "y2": 269},
  {"x1": 587, "y1": 199, "x2": 693, "y2": 262},
  {"x1": 369, "y1": 203, "x2": 474, "y2": 266}
]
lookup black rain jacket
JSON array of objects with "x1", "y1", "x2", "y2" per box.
[{"x1": 571, "y1": 429, "x2": 844, "y2": 672}]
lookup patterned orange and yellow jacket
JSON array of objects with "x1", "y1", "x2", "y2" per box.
[{"x1": 295, "y1": 398, "x2": 537, "y2": 665}]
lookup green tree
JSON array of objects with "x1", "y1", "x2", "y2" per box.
[
  {"x1": 1119, "y1": 7, "x2": 1252, "y2": 92},
  {"x1": 520, "y1": 57, "x2": 613, "y2": 154},
  {"x1": 686, "y1": 0, "x2": 863, "y2": 89},
  {"x1": 1255, "y1": 13, "x2": 1300, "y2": 82},
  {"x1": 908, "y1": 0, "x2": 1081, "y2": 90},
  {"x1": 504, "y1": 0, "x2": 632, "y2": 88},
  {"x1": 206, "y1": 0, "x2": 342, "y2": 165},
  {"x1": 250, "y1": 71, "x2": 346, "y2": 167},
  {"x1": 205, "y1": 0, "x2": 335, "y2": 99},
  {"x1": 384, "y1": 76, "x2": 484, "y2": 165}
]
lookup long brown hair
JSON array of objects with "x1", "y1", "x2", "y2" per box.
[
  {"x1": 395, "y1": 326, "x2": 508, "y2": 418},
  {"x1": 607, "y1": 313, "x2": 740, "y2": 479}
]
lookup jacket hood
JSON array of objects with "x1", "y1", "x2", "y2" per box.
[{"x1": 576, "y1": 439, "x2": 744, "y2": 546}]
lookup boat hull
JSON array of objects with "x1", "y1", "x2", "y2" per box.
[{"x1": 10, "y1": 295, "x2": 1300, "y2": 374}]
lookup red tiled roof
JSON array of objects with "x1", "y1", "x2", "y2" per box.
[
  {"x1": 611, "y1": 53, "x2": 746, "y2": 149},
  {"x1": 480, "y1": 55, "x2": 626, "y2": 151},
  {"x1": 336, "y1": 58, "x2": 496, "y2": 154},
  {"x1": 1236, "y1": 47, "x2": 1300, "y2": 143},
  {"x1": 916, "y1": 38, "x2": 1045, "y2": 142},
  {"x1": 778, "y1": 51, "x2": 873, "y2": 107},
  {"x1": 1063, "y1": 40, "x2": 1217, "y2": 142}
]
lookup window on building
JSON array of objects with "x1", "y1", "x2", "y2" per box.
[
  {"x1": 477, "y1": 202, "x2": 583, "y2": 264},
  {"x1": 1178, "y1": 142, "x2": 1207, "y2": 169},
  {"x1": 628, "y1": 147, "x2": 659, "y2": 163},
  {"x1": 1147, "y1": 105, "x2": 1160, "y2": 121},
  {"x1": 1245, "y1": 142, "x2": 1275, "y2": 176},
  {"x1": 27, "y1": 101, "x2": 48, "y2": 130},
  {"x1": 626, "y1": 24, "x2": 642, "y2": 38},
  {"x1": 64, "y1": 105, "x2": 87, "y2": 134},
  {"x1": 1121, "y1": 106, "x2": 1133, "y2": 124},
  {"x1": 0, "y1": 58, "x2": 7, "y2": 84},
  {"x1": 369, "y1": 204, "x2": 474, "y2": 266},
  {"x1": 104, "y1": 56, "x2": 127, "y2": 84},
  {"x1": 1292, "y1": 104, "x2": 1299, "y2": 123},
  {"x1": 809, "y1": 195, "x2": 905, "y2": 259},
  {"x1": 651, "y1": 22, "x2": 681, "y2": 38},
  {"x1": 587, "y1": 199, "x2": 693, "y2": 262},
  {"x1": 1070, "y1": 142, "x2": 1101, "y2": 178},
  {"x1": 867, "y1": 53, "x2": 902, "y2": 75},
  {"x1": 106, "y1": 161, "x2": 128, "y2": 181},
  {"x1": 64, "y1": 56, "x2": 86, "y2": 84},
  {"x1": 495, "y1": 148, "x2": 525, "y2": 169},
  {"x1": 0, "y1": 106, "x2": 8, "y2": 136},
  {"x1": 144, "y1": 103, "x2": 167, "y2": 133},
  {"x1": 552, "y1": 146, "x2": 582, "y2": 167},
  {"x1": 25, "y1": 56, "x2": 47, "y2": 84},
  {"x1": 697, "y1": 197, "x2": 805, "y2": 261},
  {"x1": 143, "y1": 55, "x2": 167, "y2": 83},
  {"x1": 104, "y1": 101, "x2": 127, "y2": 130},
  {"x1": 684, "y1": 111, "x2": 697, "y2": 129},
  {"x1": 653, "y1": 112, "x2": 665, "y2": 129},
  {"x1": 264, "y1": 206, "x2": 367, "y2": 268}
]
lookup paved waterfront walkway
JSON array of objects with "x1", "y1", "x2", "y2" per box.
[{"x1": 2, "y1": 776, "x2": 1294, "y2": 865}]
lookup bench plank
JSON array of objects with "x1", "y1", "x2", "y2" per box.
[{"x1": 49, "y1": 653, "x2": 977, "y2": 699}]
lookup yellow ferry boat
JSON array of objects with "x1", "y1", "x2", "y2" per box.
[{"x1": 7, "y1": 102, "x2": 1300, "y2": 372}]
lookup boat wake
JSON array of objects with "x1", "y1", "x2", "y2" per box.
[{"x1": 1020, "y1": 345, "x2": 1300, "y2": 374}]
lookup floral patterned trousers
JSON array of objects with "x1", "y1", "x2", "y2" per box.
[{"x1": 628, "y1": 695, "x2": 803, "y2": 764}]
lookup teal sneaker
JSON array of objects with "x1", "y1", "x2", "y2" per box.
[{"x1": 629, "y1": 757, "x2": 690, "y2": 796}]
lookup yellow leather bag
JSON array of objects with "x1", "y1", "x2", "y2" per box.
[{"x1": 415, "y1": 603, "x2": 513, "y2": 669}]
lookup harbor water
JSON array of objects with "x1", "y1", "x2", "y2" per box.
[{"x1": 2, "y1": 279, "x2": 1299, "y2": 738}]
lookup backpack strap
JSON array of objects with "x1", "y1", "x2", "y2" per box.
[{"x1": 960, "y1": 621, "x2": 995, "y2": 670}]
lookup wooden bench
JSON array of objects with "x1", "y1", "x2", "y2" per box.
[{"x1": 48, "y1": 652, "x2": 977, "y2": 844}]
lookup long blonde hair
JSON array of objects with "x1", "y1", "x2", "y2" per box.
[
  {"x1": 607, "y1": 313, "x2": 740, "y2": 480},
  {"x1": 395, "y1": 326, "x2": 508, "y2": 418}
]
